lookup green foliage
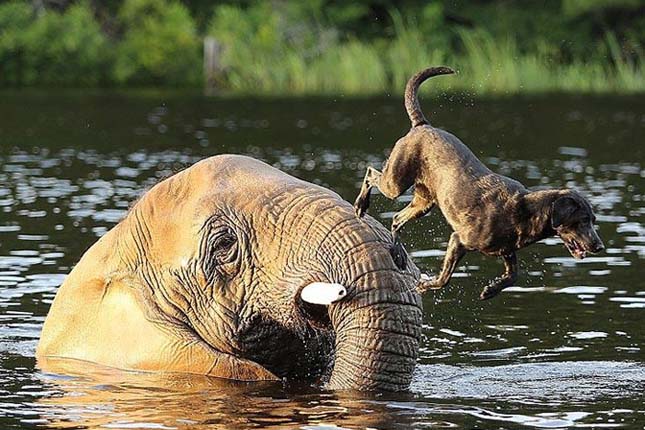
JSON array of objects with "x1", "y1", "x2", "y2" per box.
[
  {"x1": 23, "y1": 2, "x2": 109, "y2": 85},
  {"x1": 386, "y1": 10, "x2": 448, "y2": 92},
  {"x1": 0, "y1": 0, "x2": 643, "y2": 92},
  {"x1": 563, "y1": 0, "x2": 643, "y2": 17},
  {"x1": 0, "y1": 1, "x2": 33, "y2": 85},
  {"x1": 208, "y1": 2, "x2": 343, "y2": 94},
  {"x1": 204, "y1": 0, "x2": 644, "y2": 95},
  {"x1": 113, "y1": 0, "x2": 200, "y2": 85},
  {"x1": 0, "y1": 1, "x2": 108, "y2": 86}
]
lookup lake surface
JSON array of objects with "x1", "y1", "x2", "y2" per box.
[{"x1": 0, "y1": 91, "x2": 643, "y2": 429}]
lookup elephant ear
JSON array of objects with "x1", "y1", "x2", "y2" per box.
[{"x1": 551, "y1": 196, "x2": 580, "y2": 229}]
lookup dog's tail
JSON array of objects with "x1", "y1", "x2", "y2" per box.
[{"x1": 405, "y1": 66, "x2": 455, "y2": 128}]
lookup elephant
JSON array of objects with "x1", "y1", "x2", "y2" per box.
[{"x1": 37, "y1": 155, "x2": 423, "y2": 391}]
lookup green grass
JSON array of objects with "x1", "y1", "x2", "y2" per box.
[{"x1": 208, "y1": 18, "x2": 644, "y2": 96}]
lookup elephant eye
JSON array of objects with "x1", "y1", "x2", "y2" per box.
[
  {"x1": 202, "y1": 226, "x2": 239, "y2": 282},
  {"x1": 210, "y1": 227, "x2": 238, "y2": 262}
]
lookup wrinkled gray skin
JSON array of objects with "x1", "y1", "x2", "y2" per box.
[
  {"x1": 38, "y1": 155, "x2": 423, "y2": 392},
  {"x1": 199, "y1": 157, "x2": 423, "y2": 390}
]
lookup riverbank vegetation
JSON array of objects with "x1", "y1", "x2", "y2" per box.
[{"x1": 0, "y1": 0, "x2": 643, "y2": 94}]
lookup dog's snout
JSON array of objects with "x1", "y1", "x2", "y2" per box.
[{"x1": 592, "y1": 241, "x2": 605, "y2": 253}]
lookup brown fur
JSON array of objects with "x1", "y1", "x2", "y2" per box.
[{"x1": 354, "y1": 67, "x2": 605, "y2": 300}]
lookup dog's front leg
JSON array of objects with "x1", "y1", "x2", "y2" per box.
[
  {"x1": 391, "y1": 195, "x2": 435, "y2": 270},
  {"x1": 417, "y1": 232, "x2": 466, "y2": 293},
  {"x1": 391, "y1": 195, "x2": 435, "y2": 234},
  {"x1": 354, "y1": 166, "x2": 382, "y2": 217},
  {"x1": 479, "y1": 252, "x2": 517, "y2": 300}
]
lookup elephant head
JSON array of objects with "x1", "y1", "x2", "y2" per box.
[{"x1": 37, "y1": 155, "x2": 423, "y2": 391}]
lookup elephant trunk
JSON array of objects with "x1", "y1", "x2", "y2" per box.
[
  {"x1": 292, "y1": 199, "x2": 423, "y2": 391},
  {"x1": 326, "y1": 266, "x2": 422, "y2": 391}
]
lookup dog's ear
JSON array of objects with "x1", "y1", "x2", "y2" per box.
[{"x1": 551, "y1": 196, "x2": 580, "y2": 229}]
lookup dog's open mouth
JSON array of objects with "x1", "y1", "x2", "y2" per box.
[{"x1": 564, "y1": 238, "x2": 587, "y2": 260}]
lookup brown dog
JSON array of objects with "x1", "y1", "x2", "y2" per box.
[{"x1": 354, "y1": 67, "x2": 605, "y2": 300}]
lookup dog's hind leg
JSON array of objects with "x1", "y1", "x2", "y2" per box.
[
  {"x1": 390, "y1": 194, "x2": 435, "y2": 269},
  {"x1": 354, "y1": 159, "x2": 417, "y2": 269},
  {"x1": 354, "y1": 166, "x2": 382, "y2": 217},
  {"x1": 355, "y1": 147, "x2": 417, "y2": 218},
  {"x1": 479, "y1": 253, "x2": 517, "y2": 300},
  {"x1": 417, "y1": 232, "x2": 466, "y2": 293}
]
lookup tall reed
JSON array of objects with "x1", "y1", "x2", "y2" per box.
[{"x1": 207, "y1": 7, "x2": 644, "y2": 95}]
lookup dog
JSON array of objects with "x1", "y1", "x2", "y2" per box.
[{"x1": 354, "y1": 66, "x2": 604, "y2": 300}]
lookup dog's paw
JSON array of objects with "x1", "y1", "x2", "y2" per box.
[
  {"x1": 479, "y1": 286, "x2": 499, "y2": 301},
  {"x1": 354, "y1": 203, "x2": 366, "y2": 218},
  {"x1": 417, "y1": 273, "x2": 442, "y2": 293},
  {"x1": 353, "y1": 194, "x2": 370, "y2": 218},
  {"x1": 390, "y1": 240, "x2": 407, "y2": 270}
]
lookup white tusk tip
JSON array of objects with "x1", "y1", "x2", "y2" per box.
[{"x1": 301, "y1": 282, "x2": 347, "y2": 305}]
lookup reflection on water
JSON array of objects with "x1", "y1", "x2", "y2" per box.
[
  {"x1": 5, "y1": 360, "x2": 642, "y2": 430},
  {"x1": 0, "y1": 92, "x2": 643, "y2": 428}
]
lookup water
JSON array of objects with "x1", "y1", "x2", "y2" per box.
[{"x1": 0, "y1": 91, "x2": 643, "y2": 429}]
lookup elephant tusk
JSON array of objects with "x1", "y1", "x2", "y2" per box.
[{"x1": 300, "y1": 282, "x2": 347, "y2": 305}]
